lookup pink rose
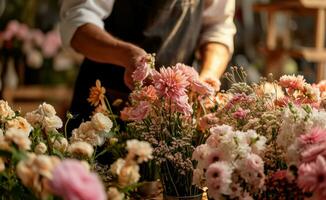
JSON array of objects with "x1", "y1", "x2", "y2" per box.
[
  {"x1": 49, "y1": 159, "x2": 106, "y2": 200},
  {"x1": 120, "y1": 101, "x2": 151, "y2": 121}
]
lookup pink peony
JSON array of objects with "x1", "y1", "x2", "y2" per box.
[
  {"x1": 279, "y1": 75, "x2": 306, "y2": 91},
  {"x1": 132, "y1": 55, "x2": 153, "y2": 83},
  {"x1": 298, "y1": 156, "x2": 326, "y2": 199},
  {"x1": 206, "y1": 161, "x2": 233, "y2": 196},
  {"x1": 152, "y1": 67, "x2": 189, "y2": 100},
  {"x1": 120, "y1": 101, "x2": 151, "y2": 121},
  {"x1": 232, "y1": 107, "x2": 250, "y2": 120},
  {"x1": 301, "y1": 142, "x2": 326, "y2": 163},
  {"x1": 299, "y1": 127, "x2": 326, "y2": 146},
  {"x1": 49, "y1": 159, "x2": 106, "y2": 200}
]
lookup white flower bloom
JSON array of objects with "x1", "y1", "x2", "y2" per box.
[
  {"x1": 5, "y1": 131, "x2": 31, "y2": 150},
  {"x1": 0, "y1": 100, "x2": 15, "y2": 121},
  {"x1": 91, "y1": 112, "x2": 113, "y2": 133},
  {"x1": 35, "y1": 142, "x2": 47, "y2": 154},
  {"x1": 192, "y1": 168, "x2": 205, "y2": 188},
  {"x1": 118, "y1": 164, "x2": 140, "y2": 187},
  {"x1": 107, "y1": 187, "x2": 124, "y2": 200},
  {"x1": 5, "y1": 117, "x2": 32, "y2": 136},
  {"x1": 110, "y1": 158, "x2": 126, "y2": 175},
  {"x1": 68, "y1": 142, "x2": 94, "y2": 158},
  {"x1": 126, "y1": 139, "x2": 153, "y2": 163},
  {"x1": 53, "y1": 137, "x2": 68, "y2": 153}
]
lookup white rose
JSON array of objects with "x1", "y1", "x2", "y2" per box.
[
  {"x1": 107, "y1": 187, "x2": 124, "y2": 200},
  {"x1": 5, "y1": 131, "x2": 31, "y2": 150},
  {"x1": 126, "y1": 139, "x2": 153, "y2": 163},
  {"x1": 26, "y1": 49, "x2": 43, "y2": 69},
  {"x1": 44, "y1": 116, "x2": 63, "y2": 131},
  {"x1": 39, "y1": 103, "x2": 56, "y2": 117},
  {"x1": 5, "y1": 117, "x2": 33, "y2": 136},
  {"x1": 35, "y1": 142, "x2": 47, "y2": 154},
  {"x1": 0, "y1": 100, "x2": 15, "y2": 121},
  {"x1": 68, "y1": 142, "x2": 94, "y2": 158},
  {"x1": 91, "y1": 112, "x2": 113, "y2": 132},
  {"x1": 53, "y1": 137, "x2": 68, "y2": 153},
  {"x1": 110, "y1": 158, "x2": 125, "y2": 175}
]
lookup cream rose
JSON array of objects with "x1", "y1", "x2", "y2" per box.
[
  {"x1": 91, "y1": 112, "x2": 113, "y2": 133},
  {"x1": 68, "y1": 142, "x2": 94, "y2": 158}
]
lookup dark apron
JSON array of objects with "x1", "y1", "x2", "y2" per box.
[{"x1": 69, "y1": 0, "x2": 204, "y2": 130}]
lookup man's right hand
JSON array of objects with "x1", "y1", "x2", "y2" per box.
[{"x1": 122, "y1": 46, "x2": 147, "y2": 90}]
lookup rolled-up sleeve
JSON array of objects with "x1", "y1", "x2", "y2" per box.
[
  {"x1": 201, "y1": 0, "x2": 236, "y2": 53},
  {"x1": 60, "y1": 0, "x2": 115, "y2": 47}
]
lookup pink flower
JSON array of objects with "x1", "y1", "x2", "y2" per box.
[
  {"x1": 42, "y1": 31, "x2": 61, "y2": 58},
  {"x1": 224, "y1": 93, "x2": 252, "y2": 110},
  {"x1": 279, "y1": 75, "x2": 306, "y2": 91},
  {"x1": 299, "y1": 127, "x2": 326, "y2": 146},
  {"x1": 120, "y1": 101, "x2": 151, "y2": 121},
  {"x1": 298, "y1": 156, "x2": 326, "y2": 198},
  {"x1": 130, "y1": 85, "x2": 157, "y2": 103},
  {"x1": 49, "y1": 159, "x2": 106, "y2": 200},
  {"x1": 191, "y1": 80, "x2": 214, "y2": 96},
  {"x1": 132, "y1": 55, "x2": 153, "y2": 83},
  {"x1": 301, "y1": 142, "x2": 326, "y2": 163},
  {"x1": 173, "y1": 95, "x2": 192, "y2": 116},
  {"x1": 31, "y1": 29, "x2": 45, "y2": 47},
  {"x1": 243, "y1": 153, "x2": 264, "y2": 172},
  {"x1": 16, "y1": 24, "x2": 29, "y2": 40},
  {"x1": 271, "y1": 170, "x2": 287, "y2": 181},
  {"x1": 173, "y1": 63, "x2": 199, "y2": 81},
  {"x1": 3, "y1": 20, "x2": 20, "y2": 40},
  {"x1": 192, "y1": 144, "x2": 210, "y2": 162},
  {"x1": 206, "y1": 161, "x2": 232, "y2": 196},
  {"x1": 198, "y1": 113, "x2": 219, "y2": 132},
  {"x1": 206, "y1": 133, "x2": 220, "y2": 148},
  {"x1": 232, "y1": 107, "x2": 250, "y2": 120},
  {"x1": 152, "y1": 67, "x2": 189, "y2": 100},
  {"x1": 204, "y1": 149, "x2": 224, "y2": 169}
]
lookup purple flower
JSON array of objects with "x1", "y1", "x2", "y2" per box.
[{"x1": 49, "y1": 159, "x2": 106, "y2": 200}]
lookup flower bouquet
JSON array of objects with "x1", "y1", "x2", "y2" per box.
[{"x1": 116, "y1": 54, "x2": 221, "y2": 198}]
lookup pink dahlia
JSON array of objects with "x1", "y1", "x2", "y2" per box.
[
  {"x1": 173, "y1": 63, "x2": 199, "y2": 81},
  {"x1": 49, "y1": 159, "x2": 106, "y2": 200},
  {"x1": 298, "y1": 156, "x2": 326, "y2": 198},
  {"x1": 152, "y1": 67, "x2": 189, "y2": 100},
  {"x1": 299, "y1": 127, "x2": 326, "y2": 146},
  {"x1": 173, "y1": 95, "x2": 193, "y2": 116}
]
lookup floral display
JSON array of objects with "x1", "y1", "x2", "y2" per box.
[{"x1": 2, "y1": 53, "x2": 326, "y2": 199}]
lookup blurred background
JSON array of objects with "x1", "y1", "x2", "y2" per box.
[{"x1": 0, "y1": 0, "x2": 325, "y2": 118}]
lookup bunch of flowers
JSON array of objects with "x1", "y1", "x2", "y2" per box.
[
  {"x1": 192, "y1": 125, "x2": 266, "y2": 199},
  {"x1": 119, "y1": 54, "x2": 220, "y2": 197},
  {"x1": 0, "y1": 99, "x2": 154, "y2": 200},
  {"x1": 195, "y1": 68, "x2": 326, "y2": 199}
]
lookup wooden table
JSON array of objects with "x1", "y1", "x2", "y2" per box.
[{"x1": 253, "y1": 0, "x2": 326, "y2": 81}]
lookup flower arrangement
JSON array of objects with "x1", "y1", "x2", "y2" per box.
[
  {"x1": 118, "y1": 54, "x2": 220, "y2": 198},
  {"x1": 0, "y1": 99, "x2": 153, "y2": 200}
]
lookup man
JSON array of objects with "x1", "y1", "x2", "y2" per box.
[{"x1": 60, "y1": 0, "x2": 236, "y2": 125}]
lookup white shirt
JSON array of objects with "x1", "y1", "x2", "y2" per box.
[{"x1": 60, "y1": 0, "x2": 236, "y2": 53}]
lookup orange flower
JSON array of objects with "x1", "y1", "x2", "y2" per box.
[{"x1": 87, "y1": 80, "x2": 106, "y2": 107}]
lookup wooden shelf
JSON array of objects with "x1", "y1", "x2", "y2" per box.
[{"x1": 262, "y1": 47, "x2": 326, "y2": 62}]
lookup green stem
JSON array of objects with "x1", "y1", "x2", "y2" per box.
[
  {"x1": 104, "y1": 97, "x2": 118, "y2": 128},
  {"x1": 164, "y1": 162, "x2": 179, "y2": 196},
  {"x1": 64, "y1": 117, "x2": 71, "y2": 139}
]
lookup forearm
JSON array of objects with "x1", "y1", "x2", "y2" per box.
[
  {"x1": 200, "y1": 42, "x2": 230, "y2": 79},
  {"x1": 71, "y1": 23, "x2": 143, "y2": 68}
]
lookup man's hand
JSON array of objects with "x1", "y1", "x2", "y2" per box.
[
  {"x1": 199, "y1": 42, "x2": 230, "y2": 90},
  {"x1": 71, "y1": 23, "x2": 147, "y2": 90}
]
